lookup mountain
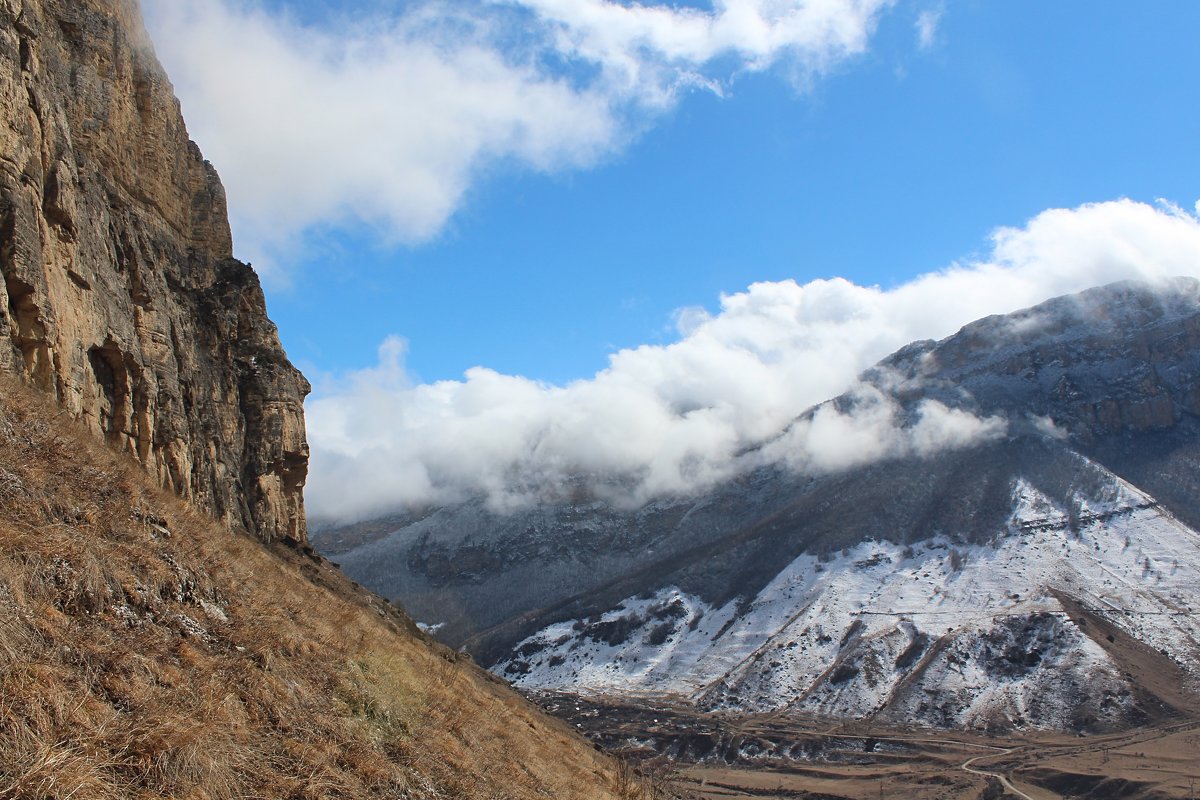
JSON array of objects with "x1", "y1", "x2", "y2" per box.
[
  {"x1": 0, "y1": 1, "x2": 634, "y2": 796},
  {"x1": 1, "y1": 0, "x2": 306, "y2": 543},
  {"x1": 316, "y1": 278, "x2": 1200, "y2": 732}
]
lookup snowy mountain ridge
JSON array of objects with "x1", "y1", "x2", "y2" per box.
[{"x1": 499, "y1": 465, "x2": 1200, "y2": 730}]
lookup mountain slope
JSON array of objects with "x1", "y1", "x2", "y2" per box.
[
  {"x1": 0, "y1": 375, "x2": 632, "y2": 799},
  {"x1": 317, "y1": 279, "x2": 1200, "y2": 731},
  {"x1": 501, "y1": 470, "x2": 1200, "y2": 730}
]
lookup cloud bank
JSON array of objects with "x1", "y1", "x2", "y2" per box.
[
  {"x1": 306, "y1": 198, "x2": 1200, "y2": 523},
  {"x1": 142, "y1": 0, "x2": 895, "y2": 273}
]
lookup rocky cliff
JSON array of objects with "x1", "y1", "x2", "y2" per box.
[{"x1": 0, "y1": 0, "x2": 308, "y2": 542}]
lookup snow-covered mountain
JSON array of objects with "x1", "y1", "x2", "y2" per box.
[
  {"x1": 498, "y1": 473, "x2": 1200, "y2": 730},
  {"x1": 314, "y1": 278, "x2": 1200, "y2": 731}
]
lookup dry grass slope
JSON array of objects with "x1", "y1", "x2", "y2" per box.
[{"x1": 0, "y1": 377, "x2": 654, "y2": 799}]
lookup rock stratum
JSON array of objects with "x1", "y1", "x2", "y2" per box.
[{"x1": 0, "y1": 0, "x2": 308, "y2": 543}]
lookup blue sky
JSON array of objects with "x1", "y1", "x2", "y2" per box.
[
  {"x1": 143, "y1": 0, "x2": 1200, "y2": 520},
  {"x1": 174, "y1": 1, "x2": 1200, "y2": 385}
]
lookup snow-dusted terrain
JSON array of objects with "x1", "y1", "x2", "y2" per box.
[
  {"x1": 317, "y1": 280, "x2": 1200, "y2": 732},
  {"x1": 498, "y1": 466, "x2": 1200, "y2": 730}
]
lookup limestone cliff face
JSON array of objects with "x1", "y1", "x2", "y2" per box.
[{"x1": 0, "y1": 0, "x2": 309, "y2": 542}]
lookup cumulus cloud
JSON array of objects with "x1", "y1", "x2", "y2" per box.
[
  {"x1": 142, "y1": 0, "x2": 617, "y2": 275},
  {"x1": 760, "y1": 388, "x2": 1006, "y2": 474},
  {"x1": 142, "y1": 0, "x2": 896, "y2": 273},
  {"x1": 305, "y1": 198, "x2": 1200, "y2": 523},
  {"x1": 513, "y1": 0, "x2": 894, "y2": 97}
]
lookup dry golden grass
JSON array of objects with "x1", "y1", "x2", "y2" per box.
[{"x1": 0, "y1": 376, "x2": 654, "y2": 799}]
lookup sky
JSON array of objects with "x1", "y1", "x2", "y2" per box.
[{"x1": 141, "y1": 0, "x2": 1200, "y2": 522}]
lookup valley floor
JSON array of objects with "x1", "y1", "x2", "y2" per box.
[{"x1": 529, "y1": 691, "x2": 1200, "y2": 800}]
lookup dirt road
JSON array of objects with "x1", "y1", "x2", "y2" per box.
[{"x1": 961, "y1": 749, "x2": 1039, "y2": 800}]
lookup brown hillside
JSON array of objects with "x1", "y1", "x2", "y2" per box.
[{"x1": 0, "y1": 376, "x2": 639, "y2": 799}]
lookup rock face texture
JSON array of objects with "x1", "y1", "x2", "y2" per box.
[{"x1": 0, "y1": 0, "x2": 309, "y2": 542}]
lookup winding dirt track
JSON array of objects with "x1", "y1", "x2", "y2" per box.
[{"x1": 960, "y1": 749, "x2": 1037, "y2": 800}]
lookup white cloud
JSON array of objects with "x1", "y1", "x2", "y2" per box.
[
  {"x1": 908, "y1": 400, "x2": 1006, "y2": 457},
  {"x1": 760, "y1": 388, "x2": 1007, "y2": 473},
  {"x1": 511, "y1": 0, "x2": 894, "y2": 97},
  {"x1": 305, "y1": 198, "x2": 1200, "y2": 523},
  {"x1": 142, "y1": 0, "x2": 896, "y2": 273},
  {"x1": 1029, "y1": 414, "x2": 1068, "y2": 441},
  {"x1": 915, "y1": 7, "x2": 941, "y2": 50},
  {"x1": 143, "y1": 0, "x2": 619, "y2": 276}
]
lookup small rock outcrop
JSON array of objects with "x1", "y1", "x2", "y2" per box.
[{"x1": 0, "y1": 0, "x2": 309, "y2": 542}]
